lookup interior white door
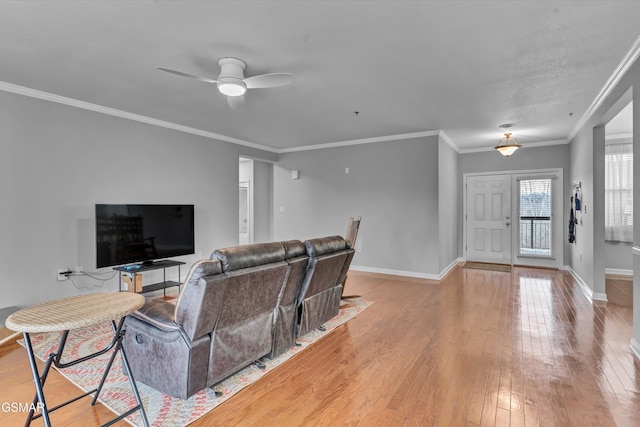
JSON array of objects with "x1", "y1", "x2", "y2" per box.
[{"x1": 466, "y1": 174, "x2": 512, "y2": 264}]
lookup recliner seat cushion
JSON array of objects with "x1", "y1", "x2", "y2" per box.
[{"x1": 129, "y1": 299, "x2": 179, "y2": 332}]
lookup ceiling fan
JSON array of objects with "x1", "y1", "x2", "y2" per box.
[{"x1": 158, "y1": 57, "x2": 293, "y2": 109}]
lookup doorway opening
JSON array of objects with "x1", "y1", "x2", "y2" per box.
[{"x1": 239, "y1": 157, "x2": 254, "y2": 245}]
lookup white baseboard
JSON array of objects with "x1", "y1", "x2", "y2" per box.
[
  {"x1": 350, "y1": 265, "x2": 440, "y2": 280},
  {"x1": 350, "y1": 258, "x2": 463, "y2": 281},
  {"x1": 592, "y1": 292, "x2": 608, "y2": 302},
  {"x1": 567, "y1": 266, "x2": 608, "y2": 303},
  {"x1": 630, "y1": 338, "x2": 640, "y2": 360},
  {"x1": 605, "y1": 268, "x2": 633, "y2": 276},
  {"x1": 439, "y1": 257, "x2": 463, "y2": 280}
]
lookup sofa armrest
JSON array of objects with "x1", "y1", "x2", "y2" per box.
[{"x1": 129, "y1": 299, "x2": 180, "y2": 332}]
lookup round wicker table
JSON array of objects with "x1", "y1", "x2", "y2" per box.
[{"x1": 6, "y1": 292, "x2": 149, "y2": 427}]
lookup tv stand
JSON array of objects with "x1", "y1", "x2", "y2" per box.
[{"x1": 114, "y1": 260, "x2": 185, "y2": 295}]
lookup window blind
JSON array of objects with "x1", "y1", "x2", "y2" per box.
[{"x1": 605, "y1": 142, "x2": 633, "y2": 242}]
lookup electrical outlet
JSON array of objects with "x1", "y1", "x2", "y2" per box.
[
  {"x1": 57, "y1": 268, "x2": 71, "y2": 281},
  {"x1": 356, "y1": 241, "x2": 362, "y2": 253}
]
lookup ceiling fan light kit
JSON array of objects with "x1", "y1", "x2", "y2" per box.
[
  {"x1": 216, "y1": 58, "x2": 248, "y2": 96},
  {"x1": 218, "y1": 79, "x2": 247, "y2": 96},
  {"x1": 157, "y1": 56, "x2": 293, "y2": 108}
]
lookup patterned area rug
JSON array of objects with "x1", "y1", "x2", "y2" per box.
[
  {"x1": 463, "y1": 262, "x2": 512, "y2": 273},
  {"x1": 21, "y1": 297, "x2": 373, "y2": 426}
]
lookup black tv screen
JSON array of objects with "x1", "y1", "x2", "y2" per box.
[{"x1": 96, "y1": 204, "x2": 195, "y2": 268}]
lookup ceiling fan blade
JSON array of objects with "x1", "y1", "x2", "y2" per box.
[
  {"x1": 227, "y1": 94, "x2": 246, "y2": 109},
  {"x1": 244, "y1": 73, "x2": 293, "y2": 89},
  {"x1": 157, "y1": 67, "x2": 219, "y2": 84}
]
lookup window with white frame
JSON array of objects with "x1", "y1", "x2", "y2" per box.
[
  {"x1": 604, "y1": 141, "x2": 633, "y2": 242},
  {"x1": 518, "y1": 178, "x2": 553, "y2": 258}
]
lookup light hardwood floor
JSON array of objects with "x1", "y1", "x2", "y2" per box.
[{"x1": 1, "y1": 267, "x2": 638, "y2": 426}]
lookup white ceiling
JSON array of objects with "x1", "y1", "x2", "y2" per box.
[{"x1": 1, "y1": 1, "x2": 639, "y2": 153}]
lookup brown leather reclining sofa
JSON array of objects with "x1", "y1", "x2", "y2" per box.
[{"x1": 122, "y1": 235, "x2": 354, "y2": 399}]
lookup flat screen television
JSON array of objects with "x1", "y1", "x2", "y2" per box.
[{"x1": 96, "y1": 204, "x2": 195, "y2": 268}]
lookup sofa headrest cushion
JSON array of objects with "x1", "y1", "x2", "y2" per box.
[
  {"x1": 210, "y1": 242, "x2": 286, "y2": 271},
  {"x1": 182, "y1": 259, "x2": 223, "y2": 289},
  {"x1": 304, "y1": 236, "x2": 347, "y2": 257},
  {"x1": 280, "y1": 240, "x2": 306, "y2": 259},
  {"x1": 174, "y1": 259, "x2": 222, "y2": 315}
]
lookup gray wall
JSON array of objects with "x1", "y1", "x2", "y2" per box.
[
  {"x1": 569, "y1": 59, "x2": 640, "y2": 302},
  {"x1": 605, "y1": 242, "x2": 634, "y2": 271},
  {"x1": 272, "y1": 136, "x2": 443, "y2": 276},
  {"x1": 458, "y1": 144, "x2": 571, "y2": 263},
  {"x1": 438, "y1": 138, "x2": 459, "y2": 271},
  {"x1": 0, "y1": 90, "x2": 273, "y2": 307}
]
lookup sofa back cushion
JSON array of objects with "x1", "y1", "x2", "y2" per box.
[
  {"x1": 282, "y1": 239, "x2": 307, "y2": 259},
  {"x1": 174, "y1": 259, "x2": 226, "y2": 341},
  {"x1": 300, "y1": 236, "x2": 349, "y2": 301},
  {"x1": 210, "y1": 242, "x2": 285, "y2": 272},
  {"x1": 304, "y1": 235, "x2": 347, "y2": 257},
  {"x1": 207, "y1": 243, "x2": 290, "y2": 384}
]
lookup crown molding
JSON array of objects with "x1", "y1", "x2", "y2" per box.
[
  {"x1": 0, "y1": 81, "x2": 279, "y2": 154},
  {"x1": 0, "y1": 79, "x2": 575, "y2": 156},
  {"x1": 0, "y1": 80, "x2": 449, "y2": 155},
  {"x1": 438, "y1": 130, "x2": 460, "y2": 152},
  {"x1": 276, "y1": 130, "x2": 442, "y2": 153},
  {"x1": 567, "y1": 33, "x2": 640, "y2": 143}
]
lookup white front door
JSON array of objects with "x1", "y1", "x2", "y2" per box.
[{"x1": 466, "y1": 174, "x2": 512, "y2": 264}]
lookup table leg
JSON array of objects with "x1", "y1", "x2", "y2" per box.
[
  {"x1": 23, "y1": 332, "x2": 52, "y2": 427},
  {"x1": 119, "y1": 339, "x2": 150, "y2": 427},
  {"x1": 21, "y1": 321, "x2": 148, "y2": 427},
  {"x1": 91, "y1": 319, "x2": 150, "y2": 427}
]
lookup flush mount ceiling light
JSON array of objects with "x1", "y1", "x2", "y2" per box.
[{"x1": 495, "y1": 132, "x2": 521, "y2": 157}]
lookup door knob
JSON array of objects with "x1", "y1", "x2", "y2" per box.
[{"x1": 506, "y1": 222, "x2": 510, "y2": 226}]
